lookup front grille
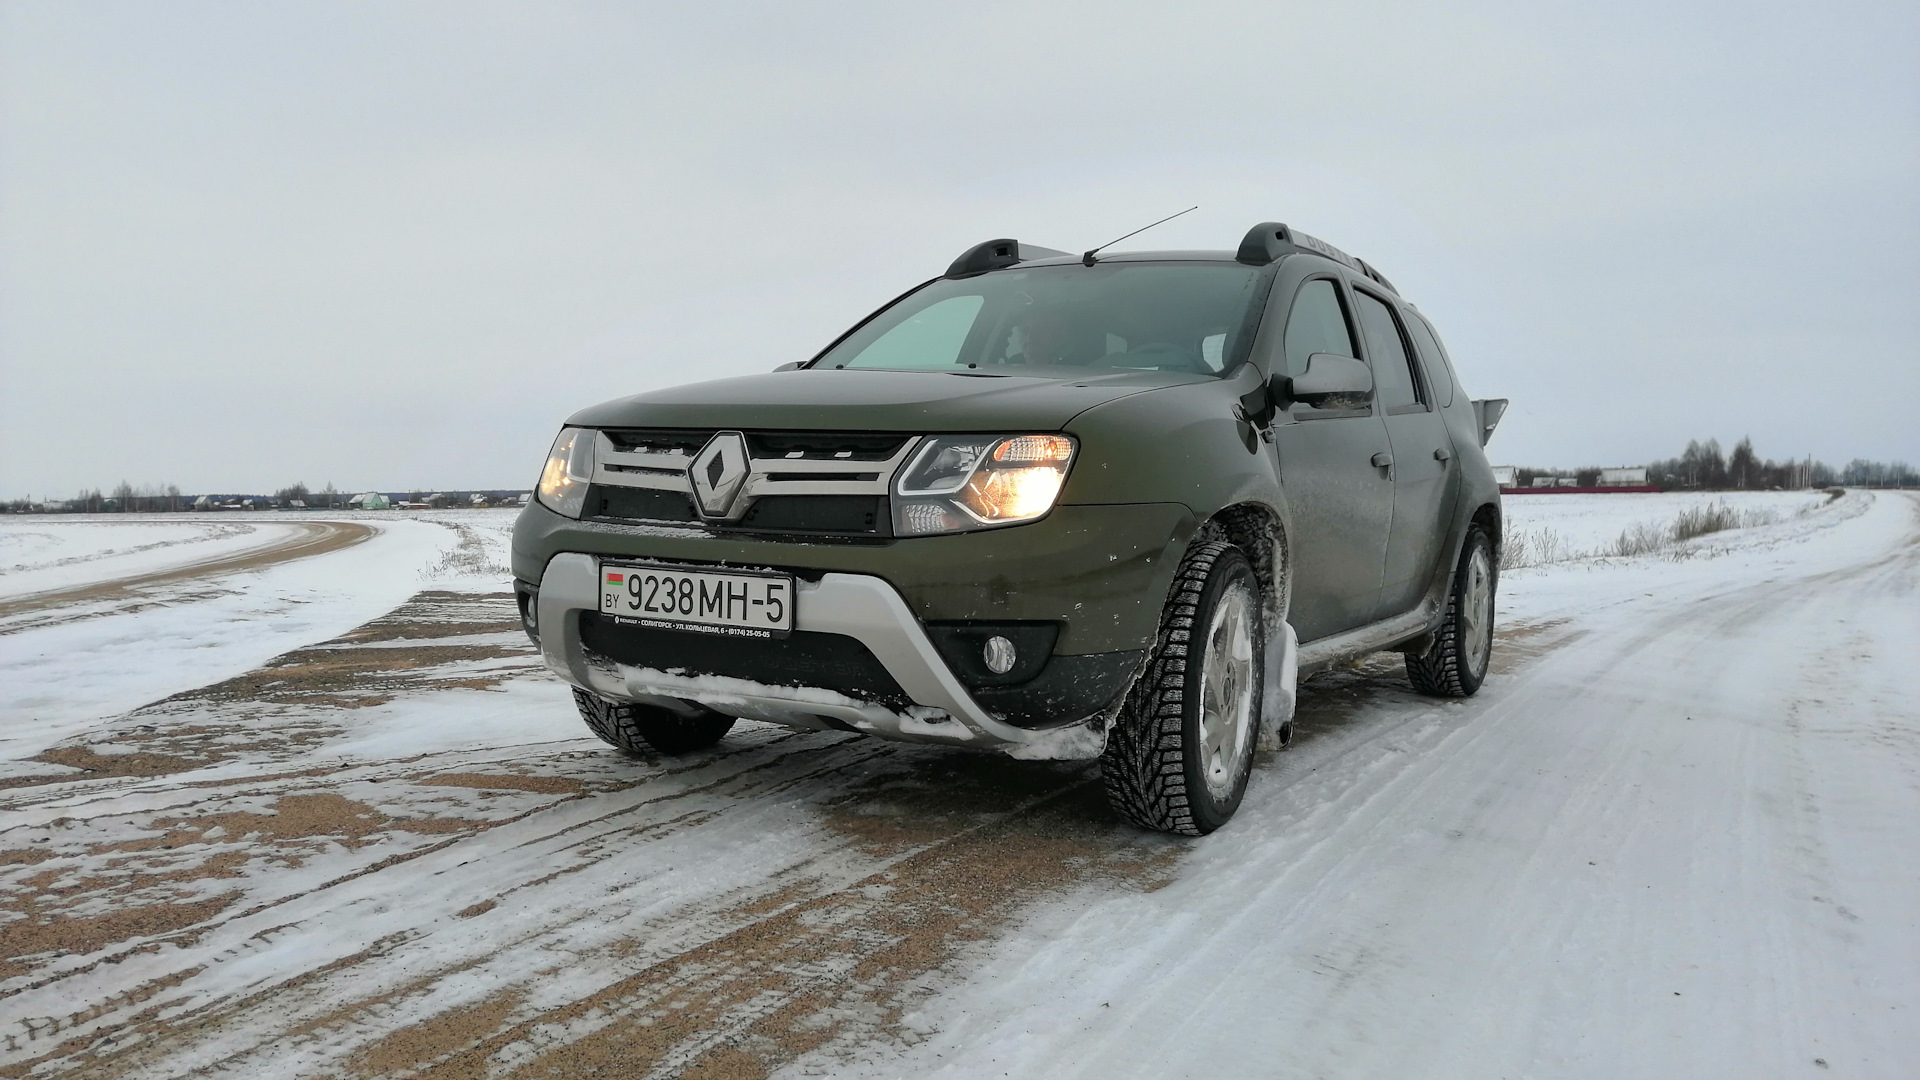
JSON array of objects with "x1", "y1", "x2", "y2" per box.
[
  {"x1": 602, "y1": 429, "x2": 713, "y2": 455},
  {"x1": 584, "y1": 427, "x2": 918, "y2": 538},
  {"x1": 592, "y1": 485, "x2": 697, "y2": 522},
  {"x1": 578, "y1": 613, "x2": 910, "y2": 707},
  {"x1": 733, "y1": 495, "x2": 887, "y2": 536},
  {"x1": 745, "y1": 432, "x2": 911, "y2": 461}
]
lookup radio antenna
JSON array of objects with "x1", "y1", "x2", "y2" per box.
[{"x1": 1082, "y1": 206, "x2": 1198, "y2": 266}]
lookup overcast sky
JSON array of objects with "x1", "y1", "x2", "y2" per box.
[{"x1": 3, "y1": 1, "x2": 1915, "y2": 498}]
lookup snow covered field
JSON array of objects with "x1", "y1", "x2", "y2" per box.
[
  {"x1": 1, "y1": 493, "x2": 1914, "y2": 1078},
  {"x1": 0, "y1": 519, "x2": 299, "y2": 600},
  {"x1": 1502, "y1": 488, "x2": 1829, "y2": 559},
  {"x1": 0, "y1": 511, "x2": 516, "y2": 760}
]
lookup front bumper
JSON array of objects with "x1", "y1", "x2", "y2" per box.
[
  {"x1": 535, "y1": 553, "x2": 1128, "y2": 757},
  {"x1": 513, "y1": 500, "x2": 1197, "y2": 656}
]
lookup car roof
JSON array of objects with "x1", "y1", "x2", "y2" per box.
[
  {"x1": 944, "y1": 226, "x2": 1400, "y2": 295},
  {"x1": 1013, "y1": 249, "x2": 1245, "y2": 267},
  {"x1": 1007, "y1": 248, "x2": 1400, "y2": 297}
]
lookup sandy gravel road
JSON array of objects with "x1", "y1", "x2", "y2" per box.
[
  {"x1": 1, "y1": 494, "x2": 1913, "y2": 1079},
  {"x1": 0, "y1": 522, "x2": 375, "y2": 627}
]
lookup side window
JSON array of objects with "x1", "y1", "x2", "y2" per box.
[
  {"x1": 1404, "y1": 313, "x2": 1456, "y2": 408},
  {"x1": 1353, "y1": 291, "x2": 1423, "y2": 411},
  {"x1": 1281, "y1": 279, "x2": 1356, "y2": 378},
  {"x1": 844, "y1": 295, "x2": 984, "y2": 369}
]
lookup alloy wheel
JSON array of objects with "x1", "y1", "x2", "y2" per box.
[{"x1": 1198, "y1": 582, "x2": 1257, "y2": 802}]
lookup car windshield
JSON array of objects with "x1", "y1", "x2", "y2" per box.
[{"x1": 815, "y1": 262, "x2": 1268, "y2": 377}]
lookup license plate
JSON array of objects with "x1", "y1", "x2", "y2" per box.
[{"x1": 599, "y1": 563, "x2": 793, "y2": 638}]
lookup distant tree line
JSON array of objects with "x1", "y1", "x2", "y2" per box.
[
  {"x1": 1515, "y1": 437, "x2": 1917, "y2": 491},
  {"x1": 1646, "y1": 438, "x2": 1915, "y2": 490},
  {"x1": 4, "y1": 479, "x2": 527, "y2": 513},
  {"x1": 4, "y1": 480, "x2": 343, "y2": 513},
  {"x1": 271, "y1": 482, "x2": 347, "y2": 508},
  {"x1": 40, "y1": 482, "x2": 188, "y2": 513}
]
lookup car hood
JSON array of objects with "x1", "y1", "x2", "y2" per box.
[{"x1": 565, "y1": 368, "x2": 1203, "y2": 432}]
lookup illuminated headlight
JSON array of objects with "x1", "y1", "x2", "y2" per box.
[
  {"x1": 536, "y1": 427, "x2": 596, "y2": 518},
  {"x1": 892, "y1": 434, "x2": 1075, "y2": 536}
]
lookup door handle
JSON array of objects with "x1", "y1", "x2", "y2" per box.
[
  {"x1": 1370, "y1": 451, "x2": 1394, "y2": 468},
  {"x1": 1433, "y1": 446, "x2": 1451, "y2": 462}
]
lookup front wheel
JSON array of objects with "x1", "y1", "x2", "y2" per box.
[
  {"x1": 573, "y1": 689, "x2": 735, "y2": 755},
  {"x1": 1406, "y1": 524, "x2": 1497, "y2": 697},
  {"x1": 1102, "y1": 541, "x2": 1265, "y2": 836}
]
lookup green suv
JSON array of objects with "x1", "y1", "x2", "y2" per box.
[{"x1": 511, "y1": 222, "x2": 1506, "y2": 835}]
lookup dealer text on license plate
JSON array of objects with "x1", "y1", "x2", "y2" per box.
[{"x1": 599, "y1": 563, "x2": 792, "y2": 638}]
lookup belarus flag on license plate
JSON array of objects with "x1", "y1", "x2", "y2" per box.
[{"x1": 606, "y1": 572, "x2": 624, "y2": 584}]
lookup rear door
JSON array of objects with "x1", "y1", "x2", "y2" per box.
[
  {"x1": 1269, "y1": 277, "x2": 1393, "y2": 642},
  {"x1": 1351, "y1": 287, "x2": 1460, "y2": 617}
]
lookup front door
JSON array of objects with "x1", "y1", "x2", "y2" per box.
[
  {"x1": 1352, "y1": 288, "x2": 1460, "y2": 617},
  {"x1": 1268, "y1": 277, "x2": 1394, "y2": 643}
]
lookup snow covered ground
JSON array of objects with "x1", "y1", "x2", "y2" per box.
[
  {"x1": 825, "y1": 489, "x2": 1916, "y2": 1079},
  {"x1": 1501, "y1": 488, "x2": 1828, "y2": 559},
  {"x1": 0, "y1": 519, "x2": 298, "y2": 600},
  {"x1": 0, "y1": 510, "x2": 518, "y2": 761},
  {"x1": 0, "y1": 493, "x2": 1913, "y2": 1079}
]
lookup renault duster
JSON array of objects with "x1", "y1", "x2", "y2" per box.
[{"x1": 511, "y1": 221, "x2": 1507, "y2": 834}]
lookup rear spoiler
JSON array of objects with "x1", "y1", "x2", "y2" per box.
[{"x1": 1471, "y1": 399, "x2": 1508, "y2": 447}]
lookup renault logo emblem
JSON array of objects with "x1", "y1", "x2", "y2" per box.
[{"x1": 689, "y1": 431, "x2": 750, "y2": 518}]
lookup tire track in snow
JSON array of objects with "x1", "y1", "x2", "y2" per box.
[
  {"x1": 0, "y1": 521, "x2": 374, "y2": 630},
  {"x1": 0, "y1": 593, "x2": 1170, "y2": 1079},
  {"x1": 14, "y1": 496, "x2": 1910, "y2": 1078},
  {"x1": 862, "y1": 492, "x2": 1918, "y2": 1080}
]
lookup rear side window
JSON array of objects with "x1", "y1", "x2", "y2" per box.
[
  {"x1": 1404, "y1": 313, "x2": 1456, "y2": 407},
  {"x1": 1354, "y1": 291, "x2": 1422, "y2": 411},
  {"x1": 1281, "y1": 279, "x2": 1356, "y2": 377}
]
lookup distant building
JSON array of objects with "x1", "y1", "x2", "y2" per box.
[
  {"x1": 1492, "y1": 466, "x2": 1518, "y2": 487},
  {"x1": 1600, "y1": 467, "x2": 1649, "y2": 486},
  {"x1": 349, "y1": 492, "x2": 391, "y2": 510}
]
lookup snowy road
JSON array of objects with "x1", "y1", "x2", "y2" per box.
[
  {"x1": 1, "y1": 494, "x2": 1913, "y2": 1078},
  {"x1": 0, "y1": 521, "x2": 373, "y2": 622}
]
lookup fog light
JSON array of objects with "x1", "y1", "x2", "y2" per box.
[{"x1": 982, "y1": 635, "x2": 1016, "y2": 675}]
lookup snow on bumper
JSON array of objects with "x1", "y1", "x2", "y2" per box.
[{"x1": 534, "y1": 553, "x2": 1105, "y2": 757}]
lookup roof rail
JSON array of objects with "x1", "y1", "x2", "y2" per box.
[
  {"x1": 945, "y1": 239, "x2": 1069, "y2": 279},
  {"x1": 1235, "y1": 222, "x2": 1296, "y2": 265},
  {"x1": 1355, "y1": 257, "x2": 1398, "y2": 295},
  {"x1": 1236, "y1": 221, "x2": 1394, "y2": 293}
]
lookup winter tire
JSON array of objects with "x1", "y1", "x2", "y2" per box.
[
  {"x1": 1406, "y1": 524, "x2": 1496, "y2": 697},
  {"x1": 573, "y1": 689, "x2": 736, "y2": 755},
  {"x1": 1102, "y1": 541, "x2": 1264, "y2": 836}
]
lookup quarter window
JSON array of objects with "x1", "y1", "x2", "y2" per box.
[
  {"x1": 1354, "y1": 292, "x2": 1422, "y2": 411},
  {"x1": 1281, "y1": 279, "x2": 1356, "y2": 377},
  {"x1": 1404, "y1": 313, "x2": 1455, "y2": 408}
]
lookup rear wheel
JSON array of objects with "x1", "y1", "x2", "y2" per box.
[
  {"x1": 1406, "y1": 525, "x2": 1496, "y2": 697},
  {"x1": 1102, "y1": 541, "x2": 1264, "y2": 836},
  {"x1": 573, "y1": 689, "x2": 735, "y2": 755}
]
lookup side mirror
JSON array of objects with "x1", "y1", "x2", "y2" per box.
[
  {"x1": 1472, "y1": 398, "x2": 1508, "y2": 446},
  {"x1": 772, "y1": 361, "x2": 805, "y2": 372},
  {"x1": 1285, "y1": 353, "x2": 1374, "y2": 409}
]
